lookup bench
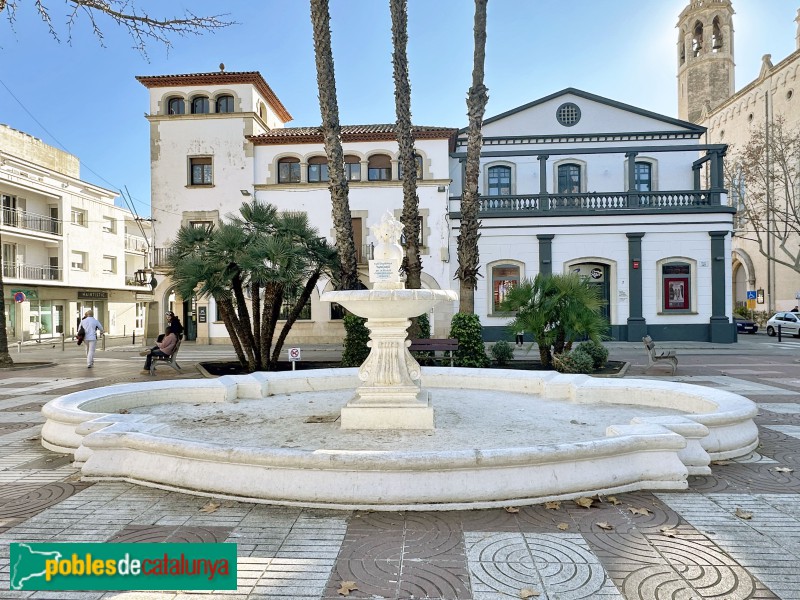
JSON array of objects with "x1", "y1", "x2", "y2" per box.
[
  {"x1": 408, "y1": 338, "x2": 459, "y2": 367},
  {"x1": 150, "y1": 340, "x2": 183, "y2": 376},
  {"x1": 642, "y1": 335, "x2": 677, "y2": 375}
]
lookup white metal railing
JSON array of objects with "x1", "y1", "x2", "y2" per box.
[
  {"x1": 125, "y1": 234, "x2": 148, "y2": 252},
  {"x1": 1, "y1": 208, "x2": 62, "y2": 235},
  {"x1": 2, "y1": 263, "x2": 62, "y2": 281}
]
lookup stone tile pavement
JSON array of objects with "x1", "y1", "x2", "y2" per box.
[{"x1": 0, "y1": 343, "x2": 799, "y2": 598}]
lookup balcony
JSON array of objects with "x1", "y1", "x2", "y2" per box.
[
  {"x1": 125, "y1": 234, "x2": 148, "y2": 253},
  {"x1": 153, "y1": 247, "x2": 174, "y2": 268},
  {"x1": 3, "y1": 263, "x2": 62, "y2": 281},
  {"x1": 1, "y1": 208, "x2": 62, "y2": 235},
  {"x1": 448, "y1": 190, "x2": 728, "y2": 218}
]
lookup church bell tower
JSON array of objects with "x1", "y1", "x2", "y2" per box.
[{"x1": 677, "y1": 0, "x2": 735, "y2": 123}]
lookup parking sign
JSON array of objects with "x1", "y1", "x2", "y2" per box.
[{"x1": 746, "y1": 290, "x2": 757, "y2": 300}]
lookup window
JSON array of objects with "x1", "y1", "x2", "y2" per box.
[
  {"x1": 102, "y1": 216, "x2": 116, "y2": 233},
  {"x1": 368, "y1": 154, "x2": 391, "y2": 181},
  {"x1": 634, "y1": 162, "x2": 652, "y2": 192},
  {"x1": 278, "y1": 158, "x2": 301, "y2": 183},
  {"x1": 491, "y1": 263, "x2": 520, "y2": 313},
  {"x1": 307, "y1": 156, "x2": 329, "y2": 183},
  {"x1": 71, "y1": 208, "x2": 87, "y2": 227},
  {"x1": 400, "y1": 215, "x2": 424, "y2": 246},
  {"x1": 191, "y1": 96, "x2": 210, "y2": 114},
  {"x1": 71, "y1": 251, "x2": 87, "y2": 271},
  {"x1": 345, "y1": 155, "x2": 361, "y2": 181},
  {"x1": 167, "y1": 97, "x2": 185, "y2": 115},
  {"x1": 216, "y1": 95, "x2": 234, "y2": 113},
  {"x1": 692, "y1": 21, "x2": 703, "y2": 57},
  {"x1": 398, "y1": 155, "x2": 423, "y2": 180},
  {"x1": 189, "y1": 220, "x2": 213, "y2": 230},
  {"x1": 556, "y1": 102, "x2": 581, "y2": 127},
  {"x1": 135, "y1": 302, "x2": 146, "y2": 330},
  {"x1": 557, "y1": 163, "x2": 581, "y2": 193},
  {"x1": 102, "y1": 255, "x2": 117, "y2": 274},
  {"x1": 487, "y1": 166, "x2": 511, "y2": 196},
  {"x1": 189, "y1": 157, "x2": 213, "y2": 186},
  {"x1": 278, "y1": 290, "x2": 311, "y2": 320},
  {"x1": 662, "y1": 263, "x2": 690, "y2": 311}
]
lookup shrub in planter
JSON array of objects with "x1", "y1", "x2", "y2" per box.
[
  {"x1": 578, "y1": 339, "x2": 608, "y2": 370},
  {"x1": 341, "y1": 314, "x2": 370, "y2": 367},
  {"x1": 553, "y1": 347, "x2": 594, "y2": 374},
  {"x1": 491, "y1": 340, "x2": 515, "y2": 366},
  {"x1": 449, "y1": 313, "x2": 490, "y2": 368}
]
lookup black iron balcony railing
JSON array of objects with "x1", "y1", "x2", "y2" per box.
[
  {"x1": 2, "y1": 263, "x2": 62, "y2": 281},
  {"x1": 1, "y1": 208, "x2": 62, "y2": 235}
]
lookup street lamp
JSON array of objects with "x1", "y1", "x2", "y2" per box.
[{"x1": 134, "y1": 268, "x2": 158, "y2": 290}]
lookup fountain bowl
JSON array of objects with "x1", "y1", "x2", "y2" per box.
[{"x1": 321, "y1": 288, "x2": 457, "y2": 320}]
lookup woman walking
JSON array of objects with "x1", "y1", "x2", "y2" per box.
[{"x1": 79, "y1": 310, "x2": 104, "y2": 368}]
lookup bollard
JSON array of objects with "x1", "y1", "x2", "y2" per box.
[
  {"x1": 16, "y1": 341, "x2": 21, "y2": 354},
  {"x1": 778, "y1": 324, "x2": 782, "y2": 342},
  {"x1": 102, "y1": 335, "x2": 106, "y2": 351},
  {"x1": 61, "y1": 333, "x2": 65, "y2": 352},
  {"x1": 132, "y1": 331, "x2": 136, "y2": 346}
]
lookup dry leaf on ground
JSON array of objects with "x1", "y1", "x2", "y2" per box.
[
  {"x1": 574, "y1": 497, "x2": 594, "y2": 509},
  {"x1": 772, "y1": 466, "x2": 794, "y2": 473},
  {"x1": 199, "y1": 500, "x2": 220, "y2": 513},
  {"x1": 338, "y1": 581, "x2": 358, "y2": 596},
  {"x1": 519, "y1": 589, "x2": 541, "y2": 598},
  {"x1": 628, "y1": 506, "x2": 652, "y2": 516},
  {"x1": 504, "y1": 506, "x2": 520, "y2": 514},
  {"x1": 557, "y1": 522, "x2": 569, "y2": 530},
  {"x1": 596, "y1": 521, "x2": 614, "y2": 531},
  {"x1": 607, "y1": 496, "x2": 621, "y2": 505},
  {"x1": 660, "y1": 527, "x2": 678, "y2": 537},
  {"x1": 735, "y1": 507, "x2": 753, "y2": 520},
  {"x1": 544, "y1": 501, "x2": 561, "y2": 510}
]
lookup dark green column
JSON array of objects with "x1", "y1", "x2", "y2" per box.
[
  {"x1": 538, "y1": 155, "x2": 549, "y2": 211},
  {"x1": 709, "y1": 230, "x2": 734, "y2": 342},
  {"x1": 626, "y1": 232, "x2": 646, "y2": 341},
  {"x1": 537, "y1": 234, "x2": 554, "y2": 276},
  {"x1": 626, "y1": 152, "x2": 638, "y2": 208}
]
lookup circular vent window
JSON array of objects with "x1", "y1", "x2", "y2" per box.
[{"x1": 556, "y1": 102, "x2": 581, "y2": 127}]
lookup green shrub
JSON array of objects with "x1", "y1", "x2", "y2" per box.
[
  {"x1": 449, "y1": 313, "x2": 490, "y2": 368},
  {"x1": 341, "y1": 314, "x2": 370, "y2": 367},
  {"x1": 553, "y1": 348, "x2": 594, "y2": 374},
  {"x1": 490, "y1": 340, "x2": 515, "y2": 366},
  {"x1": 733, "y1": 305, "x2": 750, "y2": 319},
  {"x1": 411, "y1": 312, "x2": 434, "y2": 365},
  {"x1": 578, "y1": 339, "x2": 608, "y2": 370}
]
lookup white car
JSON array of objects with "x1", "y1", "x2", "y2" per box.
[{"x1": 766, "y1": 312, "x2": 800, "y2": 336}]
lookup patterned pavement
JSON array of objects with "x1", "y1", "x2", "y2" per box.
[{"x1": 0, "y1": 342, "x2": 799, "y2": 599}]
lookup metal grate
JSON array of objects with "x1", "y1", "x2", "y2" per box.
[{"x1": 556, "y1": 102, "x2": 581, "y2": 127}]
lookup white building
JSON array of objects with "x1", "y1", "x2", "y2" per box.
[{"x1": 0, "y1": 124, "x2": 152, "y2": 343}]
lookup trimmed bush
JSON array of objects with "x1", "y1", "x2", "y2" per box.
[
  {"x1": 553, "y1": 348, "x2": 594, "y2": 374},
  {"x1": 578, "y1": 339, "x2": 609, "y2": 370},
  {"x1": 490, "y1": 340, "x2": 515, "y2": 366},
  {"x1": 341, "y1": 314, "x2": 370, "y2": 367},
  {"x1": 449, "y1": 313, "x2": 490, "y2": 368}
]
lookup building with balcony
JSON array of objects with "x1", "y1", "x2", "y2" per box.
[{"x1": 0, "y1": 124, "x2": 152, "y2": 342}]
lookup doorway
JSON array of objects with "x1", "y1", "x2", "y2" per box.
[{"x1": 570, "y1": 262, "x2": 610, "y2": 323}]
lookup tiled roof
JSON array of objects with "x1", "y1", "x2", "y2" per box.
[
  {"x1": 249, "y1": 124, "x2": 458, "y2": 145},
  {"x1": 135, "y1": 71, "x2": 292, "y2": 123}
]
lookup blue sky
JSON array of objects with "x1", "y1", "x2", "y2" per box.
[{"x1": 1, "y1": 0, "x2": 797, "y2": 217}]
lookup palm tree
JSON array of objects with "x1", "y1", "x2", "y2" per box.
[
  {"x1": 500, "y1": 273, "x2": 608, "y2": 368},
  {"x1": 309, "y1": 0, "x2": 359, "y2": 291},
  {"x1": 455, "y1": 0, "x2": 489, "y2": 314}
]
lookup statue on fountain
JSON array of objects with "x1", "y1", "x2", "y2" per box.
[{"x1": 368, "y1": 211, "x2": 404, "y2": 290}]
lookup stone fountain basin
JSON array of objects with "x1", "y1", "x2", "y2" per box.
[
  {"x1": 321, "y1": 288, "x2": 458, "y2": 319},
  {"x1": 40, "y1": 368, "x2": 758, "y2": 511}
]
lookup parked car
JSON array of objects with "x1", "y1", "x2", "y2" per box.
[
  {"x1": 766, "y1": 312, "x2": 800, "y2": 336},
  {"x1": 734, "y1": 316, "x2": 759, "y2": 334}
]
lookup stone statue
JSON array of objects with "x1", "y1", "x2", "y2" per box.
[{"x1": 370, "y1": 211, "x2": 404, "y2": 263}]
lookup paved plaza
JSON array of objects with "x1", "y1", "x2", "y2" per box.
[{"x1": 0, "y1": 338, "x2": 799, "y2": 599}]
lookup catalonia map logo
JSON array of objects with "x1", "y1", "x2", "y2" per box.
[{"x1": 9, "y1": 542, "x2": 237, "y2": 591}]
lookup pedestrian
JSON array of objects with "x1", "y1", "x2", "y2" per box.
[
  {"x1": 792, "y1": 306, "x2": 799, "y2": 313},
  {"x1": 79, "y1": 310, "x2": 104, "y2": 368},
  {"x1": 515, "y1": 330, "x2": 524, "y2": 346},
  {"x1": 141, "y1": 326, "x2": 178, "y2": 375},
  {"x1": 166, "y1": 311, "x2": 184, "y2": 339}
]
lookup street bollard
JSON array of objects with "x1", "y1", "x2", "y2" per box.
[
  {"x1": 778, "y1": 324, "x2": 783, "y2": 342},
  {"x1": 132, "y1": 331, "x2": 136, "y2": 346},
  {"x1": 61, "y1": 334, "x2": 65, "y2": 352},
  {"x1": 102, "y1": 335, "x2": 106, "y2": 351}
]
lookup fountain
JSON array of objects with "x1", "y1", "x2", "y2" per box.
[{"x1": 39, "y1": 213, "x2": 759, "y2": 510}]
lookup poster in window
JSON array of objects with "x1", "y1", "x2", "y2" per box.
[{"x1": 664, "y1": 277, "x2": 689, "y2": 310}]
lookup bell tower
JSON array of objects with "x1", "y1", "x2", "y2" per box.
[{"x1": 677, "y1": 0, "x2": 735, "y2": 123}]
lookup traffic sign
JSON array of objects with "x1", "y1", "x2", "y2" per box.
[
  {"x1": 747, "y1": 299, "x2": 756, "y2": 309},
  {"x1": 746, "y1": 290, "x2": 757, "y2": 300},
  {"x1": 13, "y1": 292, "x2": 26, "y2": 303},
  {"x1": 288, "y1": 348, "x2": 301, "y2": 362}
]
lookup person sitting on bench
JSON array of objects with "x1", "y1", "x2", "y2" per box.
[{"x1": 141, "y1": 326, "x2": 178, "y2": 374}]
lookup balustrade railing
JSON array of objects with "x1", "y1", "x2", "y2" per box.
[
  {"x1": 153, "y1": 247, "x2": 174, "y2": 267},
  {"x1": 2, "y1": 263, "x2": 62, "y2": 281},
  {"x1": 125, "y1": 234, "x2": 148, "y2": 252},
  {"x1": 1, "y1": 208, "x2": 62, "y2": 235}
]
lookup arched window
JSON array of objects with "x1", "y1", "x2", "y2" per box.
[
  {"x1": 491, "y1": 263, "x2": 520, "y2": 313},
  {"x1": 557, "y1": 163, "x2": 581, "y2": 193},
  {"x1": 711, "y1": 17, "x2": 723, "y2": 52},
  {"x1": 398, "y1": 154, "x2": 423, "y2": 180},
  {"x1": 258, "y1": 104, "x2": 266, "y2": 120},
  {"x1": 191, "y1": 96, "x2": 210, "y2": 114},
  {"x1": 308, "y1": 156, "x2": 329, "y2": 183},
  {"x1": 216, "y1": 95, "x2": 234, "y2": 113},
  {"x1": 487, "y1": 165, "x2": 511, "y2": 196},
  {"x1": 278, "y1": 157, "x2": 301, "y2": 183},
  {"x1": 167, "y1": 97, "x2": 185, "y2": 115},
  {"x1": 662, "y1": 262, "x2": 691, "y2": 311},
  {"x1": 635, "y1": 162, "x2": 652, "y2": 192},
  {"x1": 692, "y1": 21, "x2": 703, "y2": 57},
  {"x1": 679, "y1": 31, "x2": 686, "y2": 65},
  {"x1": 368, "y1": 154, "x2": 391, "y2": 181},
  {"x1": 344, "y1": 155, "x2": 361, "y2": 181}
]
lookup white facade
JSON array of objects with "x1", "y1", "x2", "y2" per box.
[{"x1": 0, "y1": 124, "x2": 151, "y2": 342}]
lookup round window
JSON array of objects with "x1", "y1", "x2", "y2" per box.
[{"x1": 556, "y1": 102, "x2": 581, "y2": 127}]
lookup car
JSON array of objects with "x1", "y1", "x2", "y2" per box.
[
  {"x1": 734, "y1": 316, "x2": 759, "y2": 334},
  {"x1": 766, "y1": 312, "x2": 800, "y2": 336}
]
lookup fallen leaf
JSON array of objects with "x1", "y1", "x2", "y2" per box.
[
  {"x1": 607, "y1": 496, "x2": 621, "y2": 506},
  {"x1": 660, "y1": 527, "x2": 679, "y2": 537},
  {"x1": 519, "y1": 589, "x2": 541, "y2": 598},
  {"x1": 504, "y1": 506, "x2": 520, "y2": 514},
  {"x1": 199, "y1": 500, "x2": 220, "y2": 513},
  {"x1": 557, "y1": 522, "x2": 569, "y2": 531},
  {"x1": 118, "y1": 408, "x2": 130, "y2": 414},
  {"x1": 337, "y1": 581, "x2": 358, "y2": 596},
  {"x1": 772, "y1": 466, "x2": 794, "y2": 473},
  {"x1": 735, "y1": 507, "x2": 753, "y2": 520},
  {"x1": 574, "y1": 497, "x2": 594, "y2": 509},
  {"x1": 596, "y1": 521, "x2": 614, "y2": 531},
  {"x1": 544, "y1": 501, "x2": 561, "y2": 510},
  {"x1": 711, "y1": 460, "x2": 732, "y2": 466},
  {"x1": 628, "y1": 507, "x2": 652, "y2": 516}
]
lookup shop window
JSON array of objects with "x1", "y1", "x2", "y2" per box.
[
  {"x1": 278, "y1": 158, "x2": 301, "y2": 183},
  {"x1": 491, "y1": 263, "x2": 520, "y2": 313},
  {"x1": 662, "y1": 263, "x2": 691, "y2": 311}
]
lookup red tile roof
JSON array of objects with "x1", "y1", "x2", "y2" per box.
[
  {"x1": 249, "y1": 124, "x2": 458, "y2": 146},
  {"x1": 135, "y1": 71, "x2": 292, "y2": 123}
]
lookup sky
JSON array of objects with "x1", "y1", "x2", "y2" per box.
[{"x1": 1, "y1": 0, "x2": 798, "y2": 217}]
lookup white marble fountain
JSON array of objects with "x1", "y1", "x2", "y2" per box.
[{"x1": 40, "y1": 213, "x2": 758, "y2": 510}]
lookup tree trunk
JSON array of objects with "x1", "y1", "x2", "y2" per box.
[
  {"x1": 261, "y1": 283, "x2": 284, "y2": 371},
  {"x1": 217, "y1": 298, "x2": 250, "y2": 370},
  {"x1": 0, "y1": 272, "x2": 13, "y2": 366},
  {"x1": 455, "y1": 0, "x2": 489, "y2": 314},
  {"x1": 310, "y1": 0, "x2": 359, "y2": 291},
  {"x1": 271, "y1": 270, "x2": 322, "y2": 366},
  {"x1": 390, "y1": 0, "x2": 423, "y2": 340}
]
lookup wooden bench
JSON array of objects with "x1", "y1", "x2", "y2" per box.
[
  {"x1": 408, "y1": 338, "x2": 459, "y2": 367},
  {"x1": 642, "y1": 335, "x2": 677, "y2": 375},
  {"x1": 150, "y1": 340, "x2": 183, "y2": 376}
]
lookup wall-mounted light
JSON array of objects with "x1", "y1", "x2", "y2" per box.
[{"x1": 240, "y1": 189, "x2": 251, "y2": 196}]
